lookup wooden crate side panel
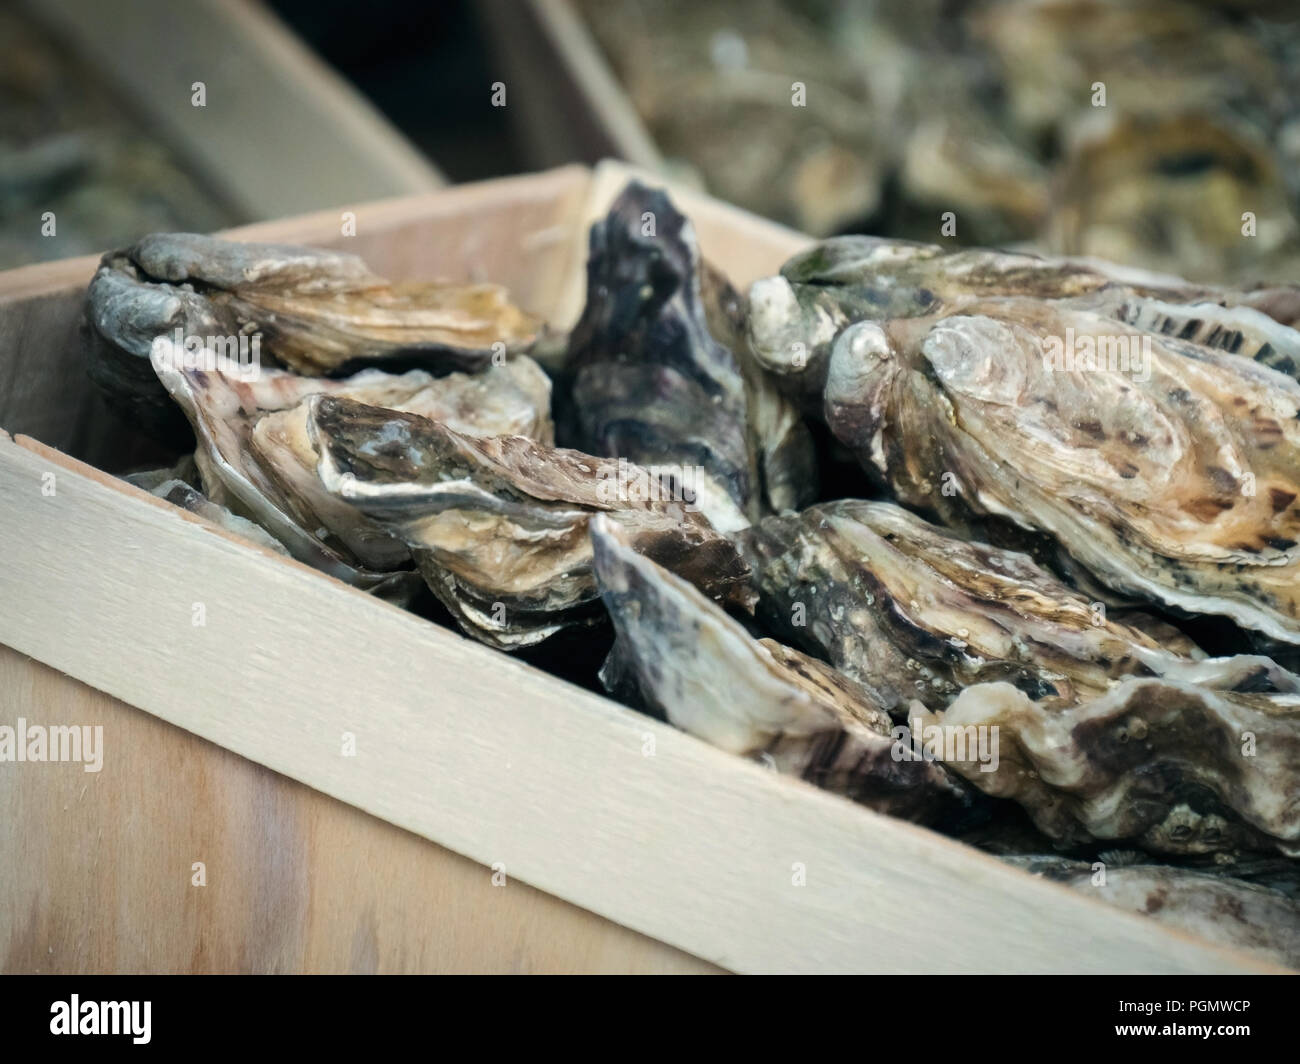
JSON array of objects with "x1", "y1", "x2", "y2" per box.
[
  {"x1": 0, "y1": 431, "x2": 1274, "y2": 974},
  {"x1": 0, "y1": 644, "x2": 716, "y2": 974},
  {"x1": 0, "y1": 288, "x2": 177, "y2": 472}
]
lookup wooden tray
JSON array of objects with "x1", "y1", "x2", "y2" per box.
[{"x1": 0, "y1": 162, "x2": 1281, "y2": 973}]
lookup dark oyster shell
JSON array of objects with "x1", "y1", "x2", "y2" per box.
[
  {"x1": 1004, "y1": 855, "x2": 1300, "y2": 970},
  {"x1": 561, "y1": 182, "x2": 816, "y2": 530},
  {"x1": 590, "y1": 515, "x2": 972, "y2": 824}
]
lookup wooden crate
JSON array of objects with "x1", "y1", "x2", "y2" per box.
[
  {"x1": 477, "y1": 0, "x2": 664, "y2": 172},
  {"x1": 0, "y1": 162, "x2": 1282, "y2": 973},
  {"x1": 17, "y1": 0, "x2": 445, "y2": 227}
]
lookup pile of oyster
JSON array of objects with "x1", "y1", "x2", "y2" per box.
[
  {"x1": 88, "y1": 183, "x2": 1300, "y2": 967},
  {"x1": 577, "y1": 0, "x2": 1300, "y2": 285}
]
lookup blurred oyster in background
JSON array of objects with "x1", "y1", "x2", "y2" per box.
[
  {"x1": 86, "y1": 233, "x2": 541, "y2": 440},
  {"x1": 972, "y1": 0, "x2": 1279, "y2": 140},
  {"x1": 311, "y1": 396, "x2": 754, "y2": 649},
  {"x1": 579, "y1": 0, "x2": 1300, "y2": 282},
  {"x1": 1049, "y1": 111, "x2": 1300, "y2": 281},
  {"x1": 590, "y1": 515, "x2": 973, "y2": 823},
  {"x1": 898, "y1": 114, "x2": 1050, "y2": 244},
  {"x1": 562, "y1": 183, "x2": 817, "y2": 530},
  {"x1": 577, "y1": 0, "x2": 884, "y2": 236},
  {"x1": 0, "y1": 7, "x2": 232, "y2": 268}
]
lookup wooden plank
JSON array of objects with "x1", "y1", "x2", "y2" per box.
[
  {"x1": 479, "y1": 0, "x2": 663, "y2": 171},
  {"x1": 0, "y1": 430, "x2": 1276, "y2": 973},
  {"x1": 21, "y1": 0, "x2": 445, "y2": 221},
  {"x1": 0, "y1": 643, "x2": 716, "y2": 974}
]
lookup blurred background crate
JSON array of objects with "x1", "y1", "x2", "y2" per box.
[{"x1": 2, "y1": 0, "x2": 445, "y2": 268}]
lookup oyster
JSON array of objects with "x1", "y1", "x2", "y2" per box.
[
  {"x1": 573, "y1": 0, "x2": 1300, "y2": 282},
  {"x1": 151, "y1": 349, "x2": 552, "y2": 586},
  {"x1": 973, "y1": 0, "x2": 1279, "y2": 142},
  {"x1": 145, "y1": 478, "x2": 288, "y2": 557},
  {"x1": 736, "y1": 499, "x2": 1298, "y2": 716},
  {"x1": 561, "y1": 182, "x2": 816, "y2": 530},
  {"x1": 897, "y1": 114, "x2": 1050, "y2": 245},
  {"x1": 921, "y1": 676, "x2": 1300, "y2": 856},
  {"x1": 1005, "y1": 855, "x2": 1300, "y2": 970},
  {"x1": 589, "y1": 515, "x2": 970, "y2": 822},
  {"x1": 748, "y1": 236, "x2": 1300, "y2": 408},
  {"x1": 748, "y1": 239, "x2": 1123, "y2": 409},
  {"x1": 86, "y1": 233, "x2": 542, "y2": 437},
  {"x1": 122, "y1": 453, "x2": 199, "y2": 493},
  {"x1": 971, "y1": 0, "x2": 1300, "y2": 282},
  {"x1": 310, "y1": 396, "x2": 754, "y2": 649},
  {"x1": 576, "y1": 0, "x2": 884, "y2": 236},
  {"x1": 823, "y1": 300, "x2": 1300, "y2": 643},
  {"x1": 1049, "y1": 111, "x2": 1300, "y2": 284},
  {"x1": 1075, "y1": 289, "x2": 1300, "y2": 379},
  {"x1": 85, "y1": 256, "x2": 236, "y2": 442}
]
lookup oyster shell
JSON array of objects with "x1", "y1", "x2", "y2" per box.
[
  {"x1": 576, "y1": 0, "x2": 884, "y2": 236},
  {"x1": 1049, "y1": 111, "x2": 1300, "y2": 284},
  {"x1": 310, "y1": 396, "x2": 754, "y2": 649},
  {"x1": 748, "y1": 239, "x2": 1122, "y2": 410},
  {"x1": 899, "y1": 113, "x2": 1050, "y2": 244},
  {"x1": 1075, "y1": 289, "x2": 1300, "y2": 379},
  {"x1": 736, "y1": 498, "x2": 1298, "y2": 717},
  {"x1": 572, "y1": 0, "x2": 1300, "y2": 282},
  {"x1": 122, "y1": 453, "x2": 199, "y2": 493},
  {"x1": 973, "y1": 0, "x2": 1280, "y2": 142},
  {"x1": 1004, "y1": 855, "x2": 1300, "y2": 970},
  {"x1": 151, "y1": 349, "x2": 552, "y2": 586},
  {"x1": 748, "y1": 236, "x2": 1300, "y2": 409},
  {"x1": 589, "y1": 515, "x2": 970, "y2": 822},
  {"x1": 86, "y1": 233, "x2": 542, "y2": 436},
  {"x1": 921, "y1": 676, "x2": 1300, "y2": 856},
  {"x1": 823, "y1": 300, "x2": 1300, "y2": 643},
  {"x1": 146, "y1": 478, "x2": 288, "y2": 556},
  {"x1": 562, "y1": 182, "x2": 816, "y2": 530}
]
